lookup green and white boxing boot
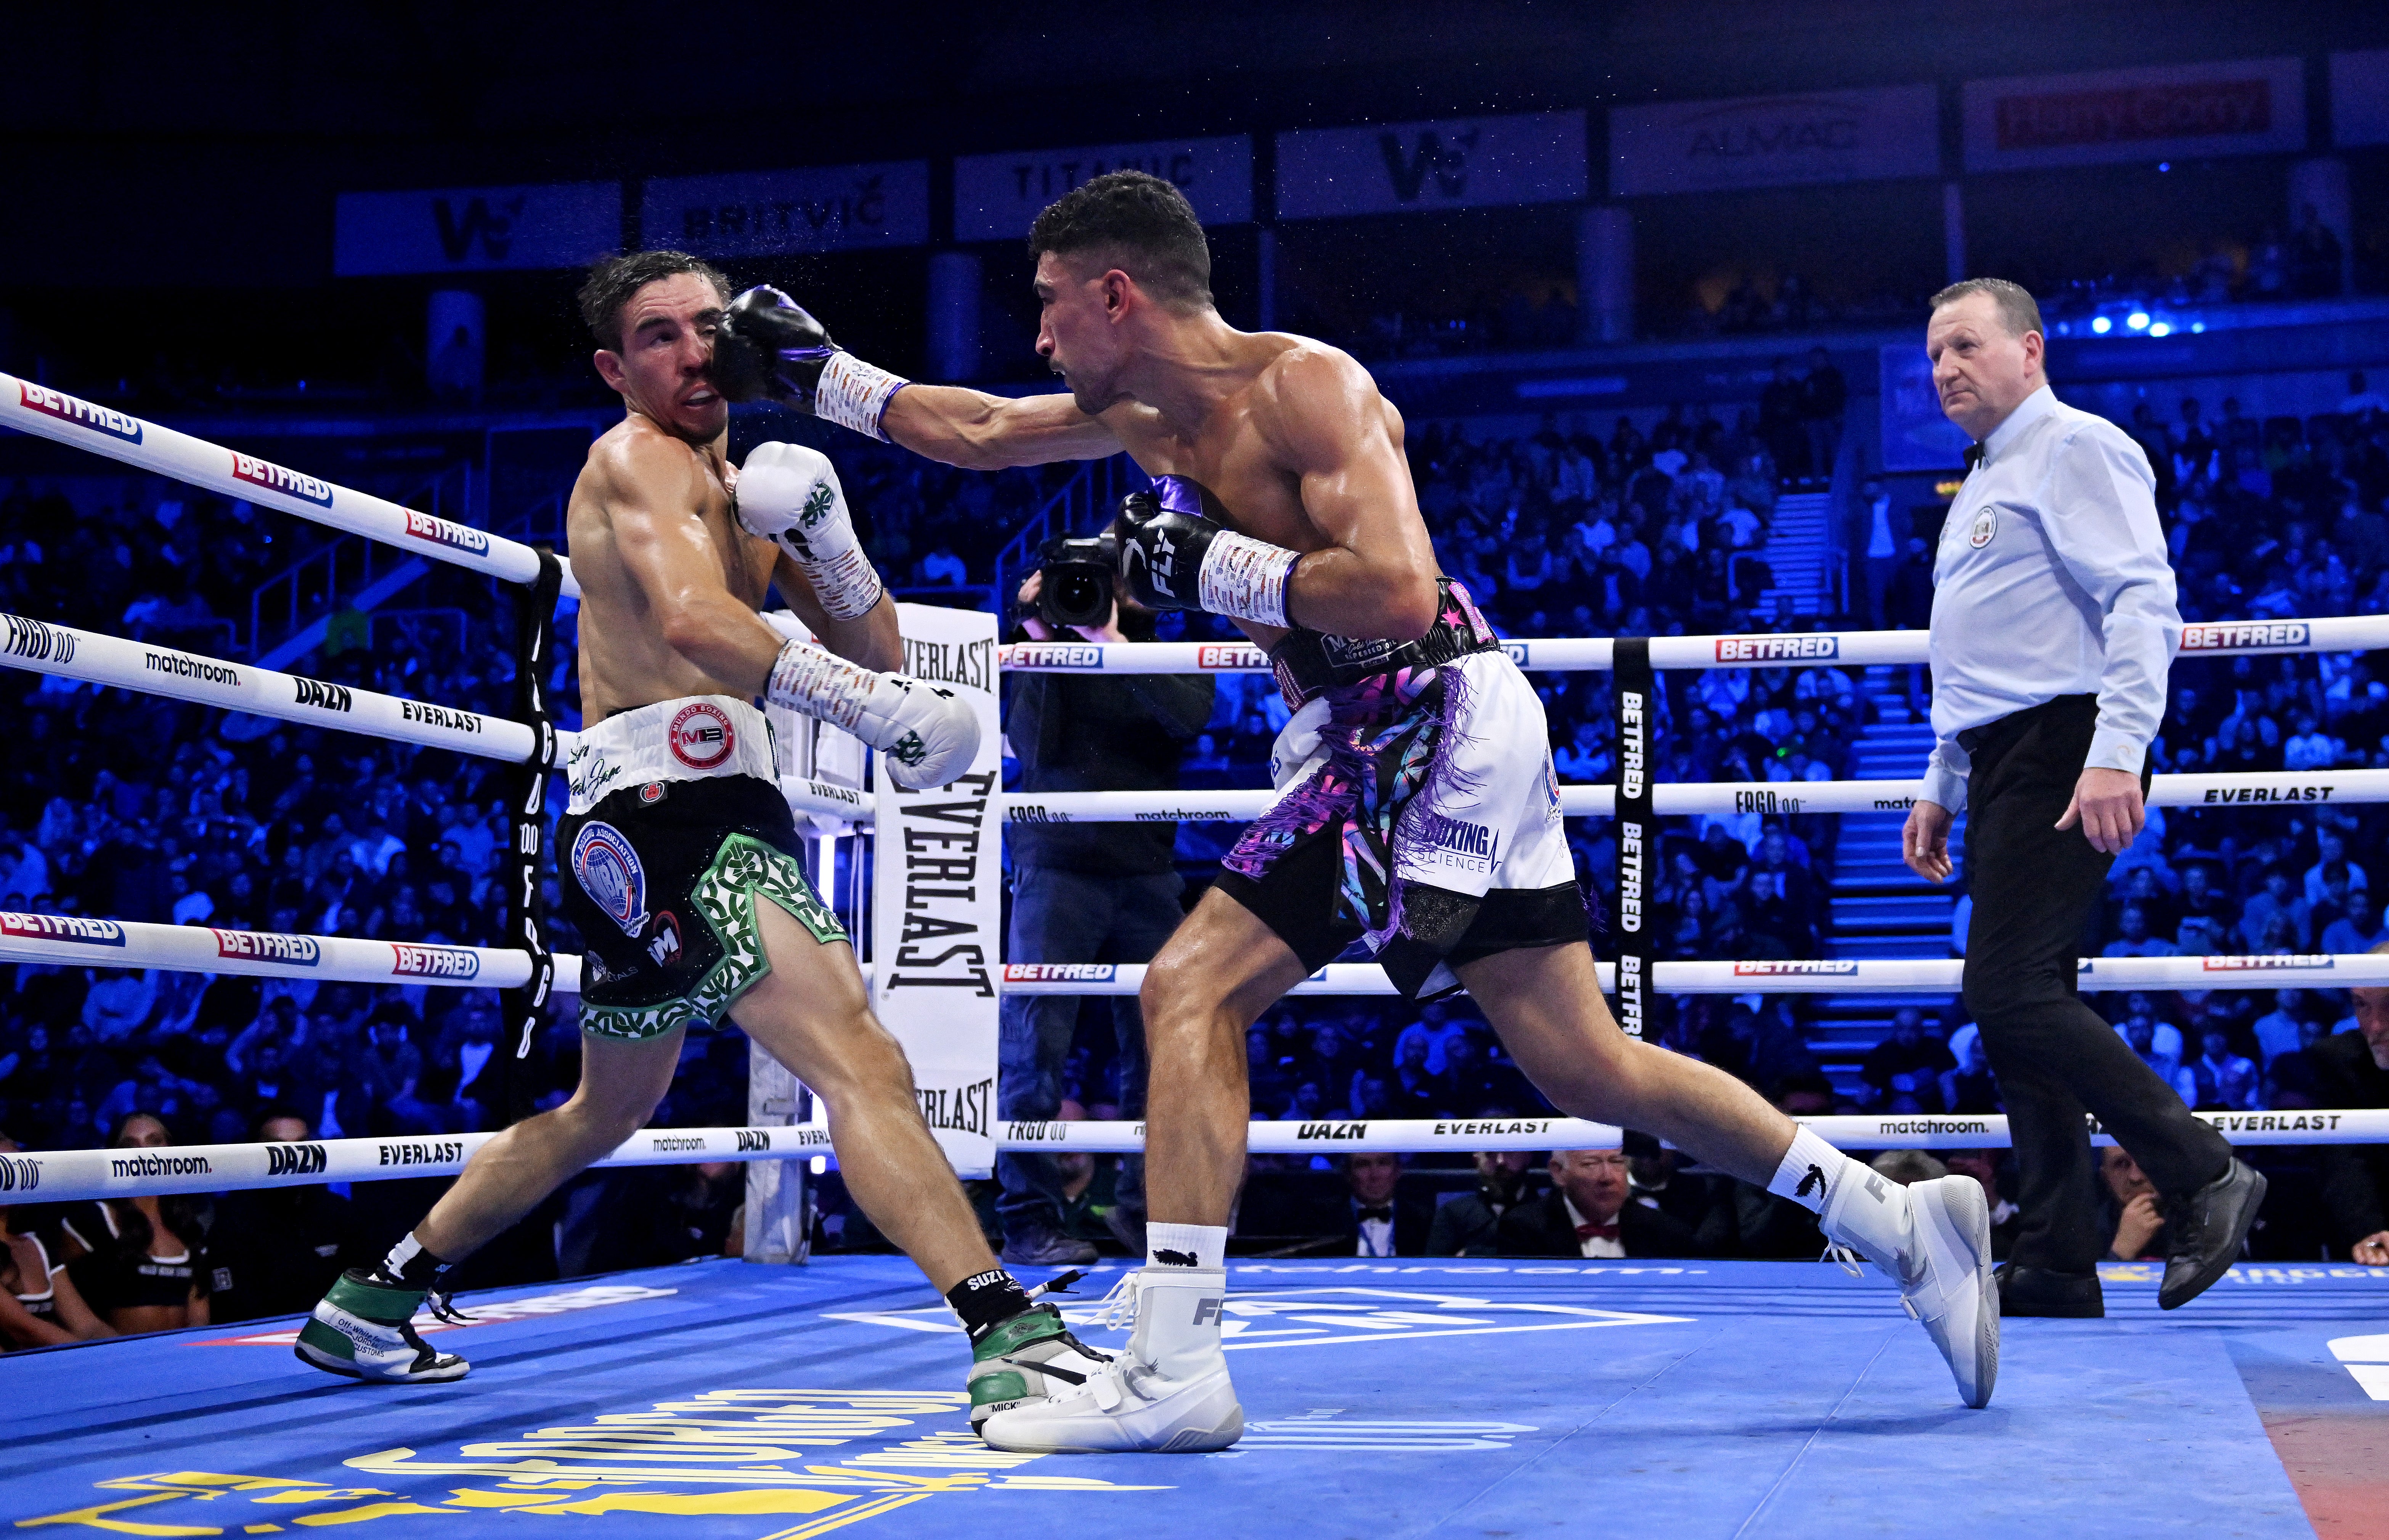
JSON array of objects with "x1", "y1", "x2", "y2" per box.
[
  {"x1": 981, "y1": 1225, "x2": 1244, "y2": 1454},
  {"x1": 294, "y1": 1268, "x2": 470, "y2": 1384},
  {"x1": 967, "y1": 1301, "x2": 1113, "y2": 1433}
]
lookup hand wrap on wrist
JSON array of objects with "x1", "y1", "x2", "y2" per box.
[{"x1": 814, "y1": 352, "x2": 909, "y2": 441}]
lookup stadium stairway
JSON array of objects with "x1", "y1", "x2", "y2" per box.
[
  {"x1": 1813, "y1": 665, "x2": 1961, "y2": 1094},
  {"x1": 1757, "y1": 490, "x2": 1832, "y2": 620}
]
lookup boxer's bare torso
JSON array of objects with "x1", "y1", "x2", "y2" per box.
[{"x1": 1086, "y1": 335, "x2": 1422, "y2": 652}]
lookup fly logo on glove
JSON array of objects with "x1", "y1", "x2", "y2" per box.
[{"x1": 1111, "y1": 476, "x2": 1298, "y2": 628}]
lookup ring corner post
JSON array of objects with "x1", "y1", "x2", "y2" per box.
[{"x1": 498, "y1": 548, "x2": 566, "y2": 1128}]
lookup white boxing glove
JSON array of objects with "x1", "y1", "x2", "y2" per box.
[
  {"x1": 765, "y1": 638, "x2": 979, "y2": 789},
  {"x1": 735, "y1": 441, "x2": 886, "y2": 621}
]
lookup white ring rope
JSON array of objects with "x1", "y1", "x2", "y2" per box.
[
  {"x1": 1005, "y1": 769, "x2": 2389, "y2": 824},
  {"x1": 0, "y1": 372, "x2": 580, "y2": 599},
  {"x1": 15, "y1": 1104, "x2": 2389, "y2": 1207},
  {"x1": 5, "y1": 912, "x2": 2383, "y2": 1002},
  {"x1": 0, "y1": 611, "x2": 562, "y2": 764},
  {"x1": 0, "y1": 1124, "x2": 827, "y2": 1206},
  {"x1": 1000, "y1": 955, "x2": 2389, "y2": 995},
  {"x1": 1000, "y1": 617, "x2": 2389, "y2": 674},
  {"x1": 9, "y1": 610, "x2": 2376, "y2": 824},
  {"x1": 1012, "y1": 1109, "x2": 2389, "y2": 1155}
]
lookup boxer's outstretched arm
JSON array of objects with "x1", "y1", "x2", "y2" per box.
[
  {"x1": 882, "y1": 385, "x2": 1122, "y2": 471},
  {"x1": 1268, "y1": 348, "x2": 1440, "y2": 640}
]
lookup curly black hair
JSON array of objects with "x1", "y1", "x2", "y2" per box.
[{"x1": 1027, "y1": 170, "x2": 1213, "y2": 312}]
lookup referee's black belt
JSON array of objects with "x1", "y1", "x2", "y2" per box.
[{"x1": 1956, "y1": 693, "x2": 2097, "y2": 755}]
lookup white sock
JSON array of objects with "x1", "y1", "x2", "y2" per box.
[
  {"x1": 1146, "y1": 1222, "x2": 1227, "y2": 1272},
  {"x1": 1766, "y1": 1126, "x2": 1854, "y2": 1215},
  {"x1": 1771, "y1": 1127, "x2": 1913, "y2": 1276}
]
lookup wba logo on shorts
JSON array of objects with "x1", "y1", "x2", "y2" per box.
[
  {"x1": 668, "y1": 702, "x2": 736, "y2": 770},
  {"x1": 571, "y1": 820, "x2": 650, "y2": 937},
  {"x1": 266, "y1": 1142, "x2": 328, "y2": 1177}
]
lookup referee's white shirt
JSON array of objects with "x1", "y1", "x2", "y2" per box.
[{"x1": 1921, "y1": 384, "x2": 2180, "y2": 814}]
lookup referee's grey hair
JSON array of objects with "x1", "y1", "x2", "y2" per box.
[
  {"x1": 1930, "y1": 278, "x2": 2044, "y2": 340},
  {"x1": 1870, "y1": 1148, "x2": 1949, "y2": 1185}
]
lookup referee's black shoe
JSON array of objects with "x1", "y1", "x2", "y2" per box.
[
  {"x1": 2159, "y1": 1158, "x2": 2266, "y2": 1310},
  {"x1": 1995, "y1": 1262, "x2": 2103, "y2": 1318}
]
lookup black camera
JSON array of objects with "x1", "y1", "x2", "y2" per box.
[{"x1": 1034, "y1": 532, "x2": 1118, "y2": 631}]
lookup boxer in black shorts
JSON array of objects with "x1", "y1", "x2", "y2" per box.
[{"x1": 298, "y1": 251, "x2": 1109, "y2": 1432}]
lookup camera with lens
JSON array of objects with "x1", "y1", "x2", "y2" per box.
[{"x1": 1034, "y1": 532, "x2": 1119, "y2": 631}]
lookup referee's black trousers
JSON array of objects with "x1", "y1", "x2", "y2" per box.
[{"x1": 1959, "y1": 693, "x2": 2232, "y2": 1275}]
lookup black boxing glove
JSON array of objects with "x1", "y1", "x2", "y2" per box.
[
  {"x1": 710, "y1": 286, "x2": 910, "y2": 441},
  {"x1": 1111, "y1": 475, "x2": 1300, "y2": 627}
]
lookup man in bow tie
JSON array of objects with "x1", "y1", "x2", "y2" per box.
[
  {"x1": 1499, "y1": 1148, "x2": 1701, "y2": 1259},
  {"x1": 1341, "y1": 1152, "x2": 1432, "y2": 1258}
]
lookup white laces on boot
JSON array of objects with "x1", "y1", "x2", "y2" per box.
[{"x1": 1094, "y1": 1269, "x2": 1143, "y2": 1331}]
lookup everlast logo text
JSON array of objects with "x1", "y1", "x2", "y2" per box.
[
  {"x1": 267, "y1": 1142, "x2": 329, "y2": 1177},
  {"x1": 901, "y1": 636, "x2": 995, "y2": 691},
  {"x1": 886, "y1": 771, "x2": 997, "y2": 996},
  {"x1": 400, "y1": 700, "x2": 483, "y2": 734},
  {"x1": 378, "y1": 1140, "x2": 466, "y2": 1167},
  {"x1": 918, "y1": 1077, "x2": 995, "y2": 1137}
]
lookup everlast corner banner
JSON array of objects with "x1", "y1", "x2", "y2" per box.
[
  {"x1": 1611, "y1": 639, "x2": 1654, "y2": 1041},
  {"x1": 871, "y1": 602, "x2": 1002, "y2": 1177}
]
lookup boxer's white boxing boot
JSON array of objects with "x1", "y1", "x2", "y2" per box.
[
  {"x1": 1798, "y1": 1136, "x2": 1998, "y2": 1409},
  {"x1": 979, "y1": 1226, "x2": 1243, "y2": 1454}
]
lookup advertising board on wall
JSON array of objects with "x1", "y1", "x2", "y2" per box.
[
  {"x1": 1276, "y1": 111, "x2": 1586, "y2": 219},
  {"x1": 1610, "y1": 86, "x2": 1940, "y2": 196}
]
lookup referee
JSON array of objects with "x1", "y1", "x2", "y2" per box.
[{"x1": 1902, "y1": 278, "x2": 2261, "y2": 1318}]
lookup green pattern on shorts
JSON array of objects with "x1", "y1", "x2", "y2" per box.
[{"x1": 580, "y1": 834, "x2": 847, "y2": 1042}]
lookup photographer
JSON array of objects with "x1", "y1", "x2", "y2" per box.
[{"x1": 999, "y1": 561, "x2": 1214, "y2": 1264}]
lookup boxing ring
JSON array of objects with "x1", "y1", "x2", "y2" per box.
[{"x1": 4, "y1": 375, "x2": 2387, "y2": 1536}]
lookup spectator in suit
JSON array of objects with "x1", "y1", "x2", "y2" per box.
[
  {"x1": 2317, "y1": 957, "x2": 2389, "y2": 1267},
  {"x1": 1498, "y1": 1148, "x2": 1701, "y2": 1259},
  {"x1": 1427, "y1": 1151, "x2": 1539, "y2": 1257},
  {"x1": 1339, "y1": 1153, "x2": 1432, "y2": 1259}
]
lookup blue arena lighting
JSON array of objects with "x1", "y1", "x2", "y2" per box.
[
  {"x1": 2127, "y1": 312, "x2": 2150, "y2": 331},
  {"x1": 2149, "y1": 322, "x2": 2172, "y2": 337},
  {"x1": 2091, "y1": 315, "x2": 2112, "y2": 334},
  {"x1": 2192, "y1": 322, "x2": 2207, "y2": 333}
]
